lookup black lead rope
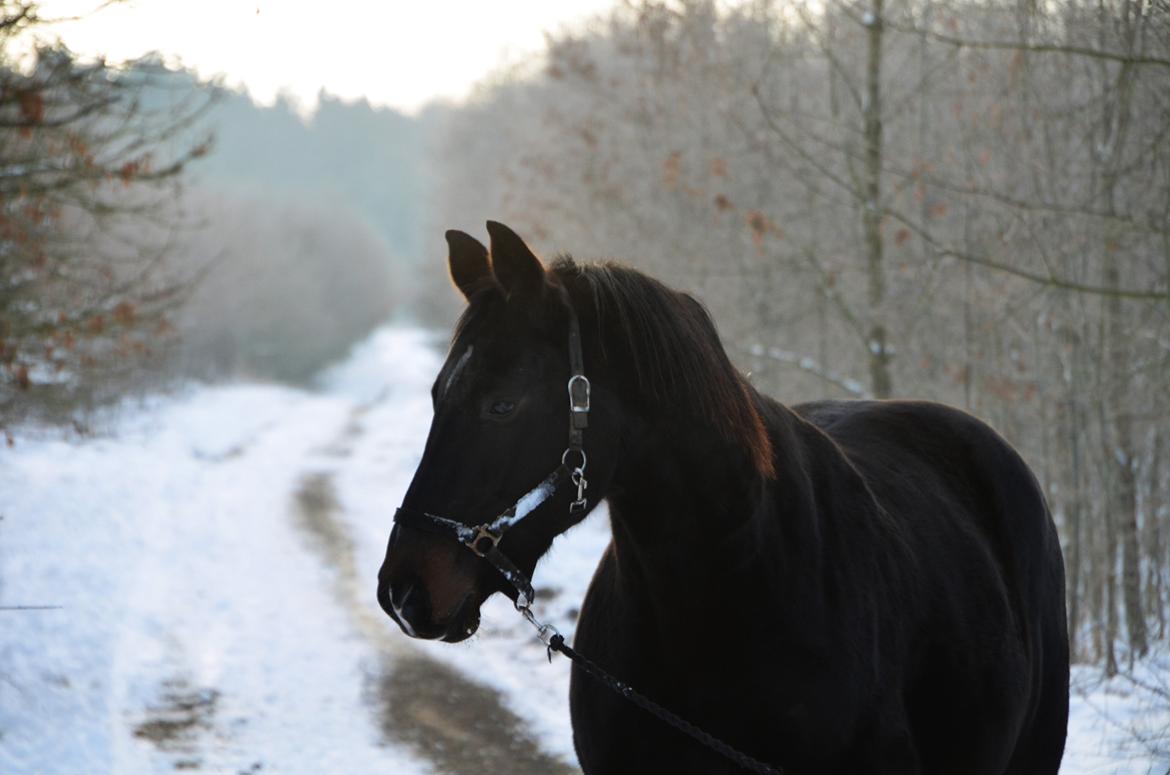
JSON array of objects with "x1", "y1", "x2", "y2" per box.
[
  {"x1": 393, "y1": 300, "x2": 782, "y2": 775},
  {"x1": 546, "y1": 634, "x2": 783, "y2": 775}
]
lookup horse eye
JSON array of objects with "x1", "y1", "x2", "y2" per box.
[{"x1": 489, "y1": 400, "x2": 516, "y2": 416}]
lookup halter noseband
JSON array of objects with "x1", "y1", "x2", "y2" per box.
[{"x1": 392, "y1": 301, "x2": 591, "y2": 610}]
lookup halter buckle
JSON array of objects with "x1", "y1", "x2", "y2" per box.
[
  {"x1": 465, "y1": 524, "x2": 501, "y2": 558},
  {"x1": 567, "y1": 375, "x2": 591, "y2": 414}
]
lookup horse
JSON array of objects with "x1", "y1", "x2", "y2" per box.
[{"x1": 376, "y1": 221, "x2": 1070, "y2": 774}]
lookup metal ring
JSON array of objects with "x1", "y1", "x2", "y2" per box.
[
  {"x1": 561, "y1": 447, "x2": 587, "y2": 472},
  {"x1": 466, "y1": 525, "x2": 500, "y2": 558}
]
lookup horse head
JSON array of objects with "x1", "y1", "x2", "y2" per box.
[{"x1": 376, "y1": 221, "x2": 621, "y2": 642}]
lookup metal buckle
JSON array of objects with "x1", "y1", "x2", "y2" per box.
[
  {"x1": 567, "y1": 374, "x2": 591, "y2": 413},
  {"x1": 561, "y1": 448, "x2": 589, "y2": 514},
  {"x1": 465, "y1": 524, "x2": 501, "y2": 558}
]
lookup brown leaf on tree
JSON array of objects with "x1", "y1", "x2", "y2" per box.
[
  {"x1": 747, "y1": 210, "x2": 769, "y2": 244},
  {"x1": 713, "y1": 193, "x2": 733, "y2": 211},
  {"x1": 19, "y1": 90, "x2": 45, "y2": 124},
  {"x1": 895, "y1": 228, "x2": 911, "y2": 247},
  {"x1": 662, "y1": 150, "x2": 682, "y2": 188},
  {"x1": 120, "y1": 161, "x2": 140, "y2": 184},
  {"x1": 981, "y1": 374, "x2": 1018, "y2": 402},
  {"x1": 1008, "y1": 51, "x2": 1025, "y2": 81},
  {"x1": 746, "y1": 210, "x2": 780, "y2": 250},
  {"x1": 14, "y1": 365, "x2": 31, "y2": 390},
  {"x1": 69, "y1": 135, "x2": 89, "y2": 157},
  {"x1": 113, "y1": 301, "x2": 136, "y2": 324},
  {"x1": 929, "y1": 202, "x2": 950, "y2": 218}
]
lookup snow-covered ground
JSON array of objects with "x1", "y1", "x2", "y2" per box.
[{"x1": 2, "y1": 325, "x2": 1168, "y2": 774}]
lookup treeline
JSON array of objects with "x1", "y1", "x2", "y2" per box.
[
  {"x1": 192, "y1": 83, "x2": 437, "y2": 264},
  {"x1": 163, "y1": 83, "x2": 437, "y2": 385},
  {"x1": 430, "y1": 0, "x2": 1170, "y2": 670},
  {"x1": 2, "y1": 0, "x2": 432, "y2": 424}
]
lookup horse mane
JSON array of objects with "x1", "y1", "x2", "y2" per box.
[{"x1": 552, "y1": 256, "x2": 775, "y2": 480}]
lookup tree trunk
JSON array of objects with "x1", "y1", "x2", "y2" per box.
[
  {"x1": 1107, "y1": 298, "x2": 1147, "y2": 661},
  {"x1": 1146, "y1": 429, "x2": 1165, "y2": 640},
  {"x1": 862, "y1": 0, "x2": 892, "y2": 398}
]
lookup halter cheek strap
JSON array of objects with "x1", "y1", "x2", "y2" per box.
[{"x1": 392, "y1": 303, "x2": 590, "y2": 610}]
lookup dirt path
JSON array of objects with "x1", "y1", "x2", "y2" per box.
[{"x1": 293, "y1": 470, "x2": 580, "y2": 775}]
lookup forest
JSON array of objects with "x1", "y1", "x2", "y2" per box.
[
  {"x1": 430, "y1": 0, "x2": 1170, "y2": 674},
  {"x1": 4, "y1": 0, "x2": 1168, "y2": 676}
]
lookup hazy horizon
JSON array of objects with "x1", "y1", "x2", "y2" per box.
[{"x1": 33, "y1": 0, "x2": 614, "y2": 114}]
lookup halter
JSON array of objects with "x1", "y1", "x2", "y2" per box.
[{"x1": 392, "y1": 301, "x2": 591, "y2": 611}]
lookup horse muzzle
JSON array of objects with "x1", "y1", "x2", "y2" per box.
[
  {"x1": 377, "y1": 525, "x2": 484, "y2": 642},
  {"x1": 377, "y1": 574, "x2": 481, "y2": 642}
]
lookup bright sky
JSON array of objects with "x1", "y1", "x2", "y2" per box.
[{"x1": 35, "y1": 0, "x2": 614, "y2": 113}]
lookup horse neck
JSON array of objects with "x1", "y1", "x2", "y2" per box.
[{"x1": 603, "y1": 399, "x2": 822, "y2": 617}]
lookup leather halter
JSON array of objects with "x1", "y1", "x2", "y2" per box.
[{"x1": 392, "y1": 302, "x2": 591, "y2": 610}]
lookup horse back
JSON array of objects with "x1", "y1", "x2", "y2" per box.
[{"x1": 794, "y1": 399, "x2": 1061, "y2": 629}]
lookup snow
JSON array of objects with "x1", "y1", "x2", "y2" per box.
[
  {"x1": 493, "y1": 471, "x2": 560, "y2": 530},
  {"x1": 1065, "y1": 657, "x2": 1170, "y2": 774},
  {"x1": 2, "y1": 323, "x2": 1168, "y2": 774}
]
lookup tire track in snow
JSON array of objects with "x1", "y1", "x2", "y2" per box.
[{"x1": 293, "y1": 469, "x2": 579, "y2": 775}]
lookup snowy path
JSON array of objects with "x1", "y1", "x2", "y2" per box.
[
  {"x1": 1, "y1": 328, "x2": 594, "y2": 774},
  {"x1": 1, "y1": 326, "x2": 1167, "y2": 774}
]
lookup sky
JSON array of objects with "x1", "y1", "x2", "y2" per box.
[{"x1": 34, "y1": 0, "x2": 615, "y2": 113}]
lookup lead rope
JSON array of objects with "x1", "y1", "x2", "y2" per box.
[{"x1": 516, "y1": 605, "x2": 784, "y2": 775}]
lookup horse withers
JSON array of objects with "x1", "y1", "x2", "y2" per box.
[{"x1": 377, "y1": 221, "x2": 1069, "y2": 774}]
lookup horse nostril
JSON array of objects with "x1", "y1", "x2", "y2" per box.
[
  {"x1": 381, "y1": 577, "x2": 434, "y2": 638},
  {"x1": 390, "y1": 579, "x2": 412, "y2": 610},
  {"x1": 399, "y1": 584, "x2": 432, "y2": 633}
]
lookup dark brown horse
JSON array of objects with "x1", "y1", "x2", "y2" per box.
[{"x1": 377, "y1": 221, "x2": 1069, "y2": 774}]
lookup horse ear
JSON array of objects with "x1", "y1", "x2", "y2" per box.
[
  {"x1": 446, "y1": 230, "x2": 491, "y2": 301},
  {"x1": 486, "y1": 220, "x2": 545, "y2": 300}
]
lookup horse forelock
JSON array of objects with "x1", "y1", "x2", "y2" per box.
[{"x1": 551, "y1": 256, "x2": 775, "y2": 480}]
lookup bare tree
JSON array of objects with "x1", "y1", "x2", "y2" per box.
[
  {"x1": 432, "y1": 0, "x2": 1170, "y2": 666},
  {"x1": 0, "y1": 0, "x2": 212, "y2": 420}
]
